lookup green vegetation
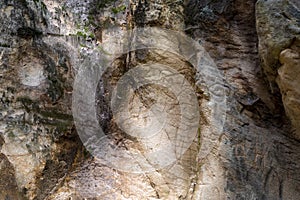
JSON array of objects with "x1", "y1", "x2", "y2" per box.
[
  {"x1": 111, "y1": 5, "x2": 126, "y2": 14},
  {"x1": 87, "y1": 15, "x2": 97, "y2": 27},
  {"x1": 61, "y1": 5, "x2": 66, "y2": 12},
  {"x1": 83, "y1": 26, "x2": 89, "y2": 32},
  {"x1": 89, "y1": 33, "x2": 95, "y2": 39},
  {"x1": 76, "y1": 31, "x2": 95, "y2": 40},
  {"x1": 76, "y1": 31, "x2": 87, "y2": 39}
]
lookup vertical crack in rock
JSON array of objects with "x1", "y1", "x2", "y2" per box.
[{"x1": 95, "y1": 48, "x2": 201, "y2": 198}]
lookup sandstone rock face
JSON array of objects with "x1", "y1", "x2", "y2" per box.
[
  {"x1": 256, "y1": 0, "x2": 300, "y2": 87},
  {"x1": 186, "y1": 0, "x2": 300, "y2": 199},
  {"x1": 277, "y1": 40, "x2": 300, "y2": 139},
  {"x1": 0, "y1": 0, "x2": 299, "y2": 199},
  {"x1": 256, "y1": 0, "x2": 300, "y2": 138}
]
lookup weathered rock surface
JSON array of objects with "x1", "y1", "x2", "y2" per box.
[
  {"x1": 0, "y1": 0, "x2": 299, "y2": 199},
  {"x1": 0, "y1": 0, "x2": 82, "y2": 199},
  {"x1": 277, "y1": 40, "x2": 300, "y2": 139},
  {"x1": 256, "y1": 0, "x2": 300, "y2": 139},
  {"x1": 185, "y1": 0, "x2": 300, "y2": 199},
  {"x1": 256, "y1": 0, "x2": 300, "y2": 86}
]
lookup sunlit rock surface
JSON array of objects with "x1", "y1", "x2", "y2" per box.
[
  {"x1": 0, "y1": 0, "x2": 299, "y2": 199},
  {"x1": 256, "y1": 0, "x2": 300, "y2": 138},
  {"x1": 277, "y1": 40, "x2": 300, "y2": 139}
]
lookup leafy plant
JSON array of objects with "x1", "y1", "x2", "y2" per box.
[
  {"x1": 76, "y1": 31, "x2": 95, "y2": 40},
  {"x1": 89, "y1": 33, "x2": 95, "y2": 39},
  {"x1": 76, "y1": 31, "x2": 87, "y2": 39}
]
